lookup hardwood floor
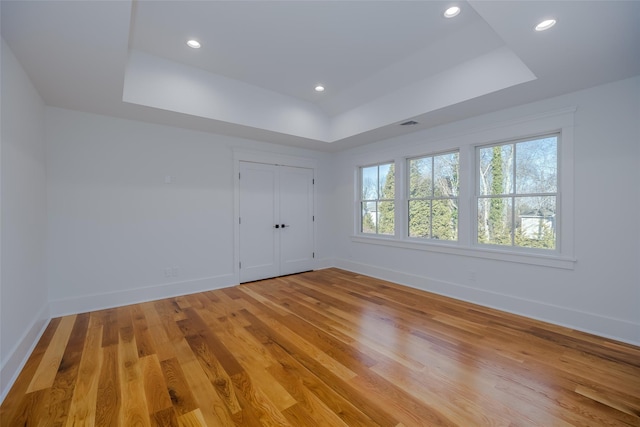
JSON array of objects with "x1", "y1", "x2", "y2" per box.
[{"x1": 2, "y1": 268, "x2": 639, "y2": 426}]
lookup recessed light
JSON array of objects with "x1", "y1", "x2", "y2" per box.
[
  {"x1": 444, "y1": 6, "x2": 460, "y2": 18},
  {"x1": 186, "y1": 39, "x2": 201, "y2": 49},
  {"x1": 315, "y1": 85, "x2": 325, "y2": 92},
  {"x1": 535, "y1": 19, "x2": 556, "y2": 31}
]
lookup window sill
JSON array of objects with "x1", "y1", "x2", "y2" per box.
[{"x1": 350, "y1": 235, "x2": 576, "y2": 270}]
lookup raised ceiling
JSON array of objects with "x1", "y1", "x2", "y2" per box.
[{"x1": 2, "y1": 1, "x2": 639, "y2": 151}]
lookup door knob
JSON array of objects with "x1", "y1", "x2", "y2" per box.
[
  {"x1": 281, "y1": 224, "x2": 289, "y2": 228},
  {"x1": 274, "y1": 224, "x2": 280, "y2": 228}
]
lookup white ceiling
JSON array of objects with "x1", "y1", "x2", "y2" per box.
[{"x1": 2, "y1": 1, "x2": 639, "y2": 151}]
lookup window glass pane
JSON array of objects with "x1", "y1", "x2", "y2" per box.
[
  {"x1": 377, "y1": 201, "x2": 394, "y2": 235},
  {"x1": 360, "y1": 162, "x2": 394, "y2": 236},
  {"x1": 408, "y1": 152, "x2": 459, "y2": 241},
  {"x1": 477, "y1": 197, "x2": 513, "y2": 245},
  {"x1": 434, "y1": 152, "x2": 459, "y2": 197},
  {"x1": 516, "y1": 137, "x2": 557, "y2": 194},
  {"x1": 379, "y1": 163, "x2": 395, "y2": 199},
  {"x1": 361, "y1": 166, "x2": 378, "y2": 200},
  {"x1": 409, "y1": 158, "x2": 432, "y2": 198},
  {"x1": 515, "y1": 196, "x2": 556, "y2": 249},
  {"x1": 361, "y1": 201, "x2": 377, "y2": 234},
  {"x1": 432, "y1": 199, "x2": 458, "y2": 241},
  {"x1": 479, "y1": 144, "x2": 513, "y2": 196},
  {"x1": 409, "y1": 200, "x2": 430, "y2": 237},
  {"x1": 477, "y1": 135, "x2": 558, "y2": 250}
]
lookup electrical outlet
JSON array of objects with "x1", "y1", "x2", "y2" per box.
[
  {"x1": 171, "y1": 267, "x2": 179, "y2": 277},
  {"x1": 469, "y1": 271, "x2": 477, "y2": 282},
  {"x1": 164, "y1": 268, "x2": 171, "y2": 278}
]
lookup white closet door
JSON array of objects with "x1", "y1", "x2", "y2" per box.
[
  {"x1": 239, "y1": 162, "x2": 314, "y2": 283},
  {"x1": 279, "y1": 166, "x2": 315, "y2": 276},
  {"x1": 239, "y1": 162, "x2": 280, "y2": 282}
]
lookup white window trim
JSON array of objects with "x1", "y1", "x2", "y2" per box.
[
  {"x1": 351, "y1": 235, "x2": 575, "y2": 269},
  {"x1": 351, "y1": 107, "x2": 576, "y2": 270}
]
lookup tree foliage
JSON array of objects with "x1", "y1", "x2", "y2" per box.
[
  {"x1": 378, "y1": 164, "x2": 395, "y2": 235},
  {"x1": 409, "y1": 159, "x2": 430, "y2": 237},
  {"x1": 408, "y1": 154, "x2": 458, "y2": 240},
  {"x1": 487, "y1": 146, "x2": 511, "y2": 244},
  {"x1": 514, "y1": 220, "x2": 555, "y2": 249},
  {"x1": 362, "y1": 205, "x2": 375, "y2": 233}
]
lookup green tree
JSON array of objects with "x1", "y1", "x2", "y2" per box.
[
  {"x1": 478, "y1": 145, "x2": 511, "y2": 244},
  {"x1": 489, "y1": 146, "x2": 506, "y2": 242},
  {"x1": 432, "y1": 154, "x2": 459, "y2": 240},
  {"x1": 408, "y1": 160, "x2": 430, "y2": 237},
  {"x1": 432, "y1": 199, "x2": 456, "y2": 240},
  {"x1": 378, "y1": 164, "x2": 395, "y2": 235},
  {"x1": 362, "y1": 208, "x2": 376, "y2": 233}
]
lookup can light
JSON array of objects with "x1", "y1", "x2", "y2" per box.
[
  {"x1": 535, "y1": 19, "x2": 556, "y2": 32},
  {"x1": 443, "y1": 6, "x2": 461, "y2": 18},
  {"x1": 186, "y1": 39, "x2": 201, "y2": 49},
  {"x1": 315, "y1": 85, "x2": 325, "y2": 92}
]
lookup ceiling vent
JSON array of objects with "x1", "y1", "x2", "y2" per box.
[{"x1": 400, "y1": 120, "x2": 419, "y2": 126}]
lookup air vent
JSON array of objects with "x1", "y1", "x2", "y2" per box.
[{"x1": 400, "y1": 120, "x2": 419, "y2": 126}]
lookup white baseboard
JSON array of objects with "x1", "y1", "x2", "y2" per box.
[
  {"x1": 49, "y1": 274, "x2": 237, "y2": 317},
  {"x1": 1, "y1": 303, "x2": 50, "y2": 403},
  {"x1": 333, "y1": 258, "x2": 640, "y2": 347}
]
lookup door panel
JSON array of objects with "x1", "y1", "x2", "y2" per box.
[
  {"x1": 279, "y1": 166, "x2": 314, "y2": 275},
  {"x1": 239, "y1": 162, "x2": 314, "y2": 282},
  {"x1": 239, "y1": 162, "x2": 279, "y2": 282}
]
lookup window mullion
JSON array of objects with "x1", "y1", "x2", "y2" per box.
[
  {"x1": 511, "y1": 143, "x2": 516, "y2": 246},
  {"x1": 395, "y1": 156, "x2": 404, "y2": 239}
]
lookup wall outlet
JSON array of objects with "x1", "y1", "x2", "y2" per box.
[
  {"x1": 468, "y1": 270, "x2": 477, "y2": 282},
  {"x1": 164, "y1": 268, "x2": 171, "y2": 278},
  {"x1": 171, "y1": 267, "x2": 179, "y2": 277}
]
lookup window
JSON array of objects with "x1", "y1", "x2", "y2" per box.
[
  {"x1": 476, "y1": 134, "x2": 558, "y2": 250},
  {"x1": 360, "y1": 162, "x2": 395, "y2": 235},
  {"x1": 408, "y1": 152, "x2": 459, "y2": 240},
  {"x1": 352, "y1": 109, "x2": 574, "y2": 269}
]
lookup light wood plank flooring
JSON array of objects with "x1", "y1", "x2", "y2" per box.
[{"x1": 2, "y1": 268, "x2": 639, "y2": 426}]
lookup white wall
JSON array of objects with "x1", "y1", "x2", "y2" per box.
[
  {"x1": 45, "y1": 107, "x2": 334, "y2": 315},
  {"x1": 0, "y1": 39, "x2": 49, "y2": 398},
  {"x1": 330, "y1": 76, "x2": 640, "y2": 345}
]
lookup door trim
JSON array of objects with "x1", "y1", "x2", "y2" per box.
[{"x1": 233, "y1": 149, "x2": 318, "y2": 284}]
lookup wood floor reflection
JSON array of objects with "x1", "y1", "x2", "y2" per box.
[{"x1": 2, "y1": 268, "x2": 639, "y2": 426}]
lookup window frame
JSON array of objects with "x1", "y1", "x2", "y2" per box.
[
  {"x1": 474, "y1": 133, "x2": 560, "y2": 253},
  {"x1": 407, "y1": 150, "x2": 460, "y2": 241}
]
